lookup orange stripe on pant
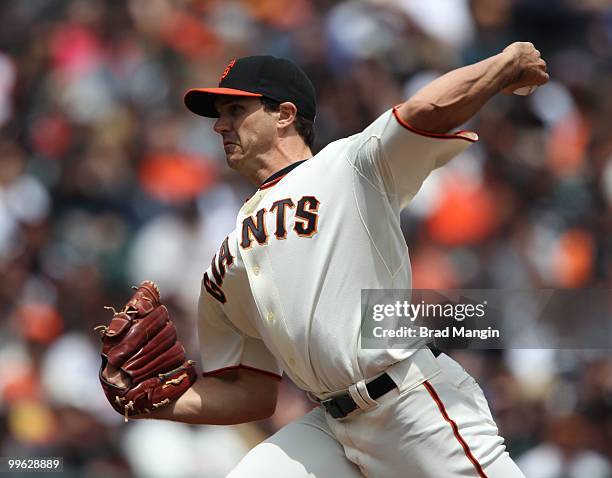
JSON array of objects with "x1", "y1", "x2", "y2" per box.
[{"x1": 423, "y1": 380, "x2": 489, "y2": 478}]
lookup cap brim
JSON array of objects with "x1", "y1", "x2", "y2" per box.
[{"x1": 184, "y1": 88, "x2": 263, "y2": 118}]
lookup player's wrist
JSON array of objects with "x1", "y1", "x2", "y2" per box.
[{"x1": 496, "y1": 49, "x2": 523, "y2": 93}]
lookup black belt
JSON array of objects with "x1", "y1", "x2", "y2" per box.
[{"x1": 321, "y1": 344, "x2": 442, "y2": 419}]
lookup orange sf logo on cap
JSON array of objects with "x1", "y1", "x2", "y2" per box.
[{"x1": 219, "y1": 59, "x2": 236, "y2": 84}]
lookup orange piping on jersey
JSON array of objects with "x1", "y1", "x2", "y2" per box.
[
  {"x1": 259, "y1": 175, "x2": 286, "y2": 190},
  {"x1": 392, "y1": 107, "x2": 479, "y2": 143},
  {"x1": 202, "y1": 364, "x2": 282, "y2": 381},
  {"x1": 423, "y1": 380, "x2": 489, "y2": 478}
]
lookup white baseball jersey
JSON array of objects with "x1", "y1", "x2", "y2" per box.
[{"x1": 197, "y1": 107, "x2": 477, "y2": 396}]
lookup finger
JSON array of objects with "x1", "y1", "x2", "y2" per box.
[{"x1": 536, "y1": 72, "x2": 550, "y2": 85}]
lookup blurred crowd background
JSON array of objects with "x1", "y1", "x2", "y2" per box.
[{"x1": 0, "y1": 0, "x2": 611, "y2": 477}]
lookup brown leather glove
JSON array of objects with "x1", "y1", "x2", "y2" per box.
[{"x1": 96, "y1": 281, "x2": 197, "y2": 421}]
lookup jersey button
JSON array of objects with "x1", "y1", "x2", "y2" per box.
[
  {"x1": 266, "y1": 312, "x2": 275, "y2": 323},
  {"x1": 288, "y1": 358, "x2": 296, "y2": 367},
  {"x1": 252, "y1": 265, "x2": 260, "y2": 276}
]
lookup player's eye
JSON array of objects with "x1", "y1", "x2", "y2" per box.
[{"x1": 228, "y1": 104, "x2": 243, "y2": 116}]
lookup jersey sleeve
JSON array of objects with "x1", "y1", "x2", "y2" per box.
[
  {"x1": 347, "y1": 106, "x2": 478, "y2": 208},
  {"x1": 197, "y1": 287, "x2": 283, "y2": 380}
]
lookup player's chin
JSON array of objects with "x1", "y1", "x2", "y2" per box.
[{"x1": 225, "y1": 152, "x2": 243, "y2": 170}]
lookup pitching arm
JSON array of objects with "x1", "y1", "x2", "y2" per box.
[{"x1": 397, "y1": 42, "x2": 549, "y2": 134}]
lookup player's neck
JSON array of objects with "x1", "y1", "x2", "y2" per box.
[{"x1": 245, "y1": 138, "x2": 312, "y2": 187}]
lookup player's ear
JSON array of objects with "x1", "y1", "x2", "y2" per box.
[{"x1": 277, "y1": 102, "x2": 298, "y2": 129}]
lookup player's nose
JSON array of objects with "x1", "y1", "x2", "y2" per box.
[{"x1": 214, "y1": 115, "x2": 231, "y2": 134}]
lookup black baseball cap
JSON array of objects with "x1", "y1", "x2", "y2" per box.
[{"x1": 184, "y1": 55, "x2": 317, "y2": 121}]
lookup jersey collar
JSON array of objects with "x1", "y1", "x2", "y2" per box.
[{"x1": 259, "y1": 159, "x2": 308, "y2": 190}]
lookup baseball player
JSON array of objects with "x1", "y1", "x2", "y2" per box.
[{"x1": 135, "y1": 43, "x2": 548, "y2": 477}]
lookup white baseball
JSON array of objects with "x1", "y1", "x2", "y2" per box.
[{"x1": 513, "y1": 85, "x2": 537, "y2": 96}]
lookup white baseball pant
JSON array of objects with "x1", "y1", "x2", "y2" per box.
[{"x1": 228, "y1": 351, "x2": 525, "y2": 477}]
